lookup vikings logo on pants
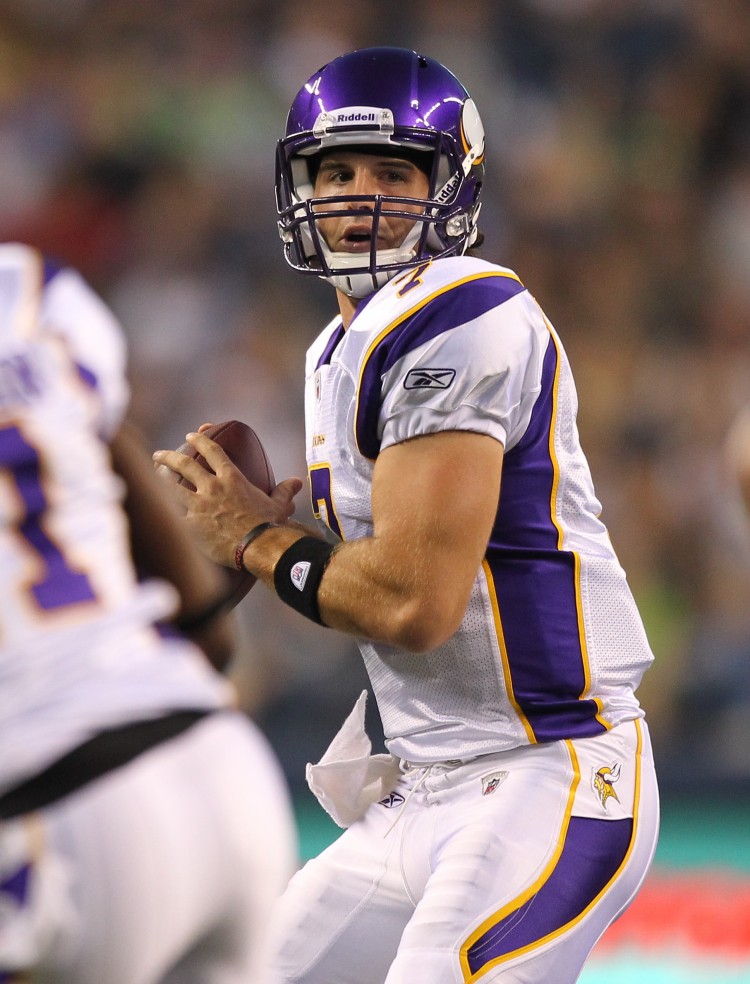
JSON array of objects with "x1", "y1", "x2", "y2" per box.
[{"x1": 593, "y1": 764, "x2": 621, "y2": 809}]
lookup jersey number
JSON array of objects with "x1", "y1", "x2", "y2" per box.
[
  {"x1": 0, "y1": 424, "x2": 96, "y2": 610},
  {"x1": 395, "y1": 261, "x2": 431, "y2": 297},
  {"x1": 309, "y1": 463, "x2": 343, "y2": 539}
]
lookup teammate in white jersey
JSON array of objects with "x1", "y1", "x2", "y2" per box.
[
  {"x1": 155, "y1": 47, "x2": 660, "y2": 984},
  {"x1": 0, "y1": 243, "x2": 297, "y2": 984}
]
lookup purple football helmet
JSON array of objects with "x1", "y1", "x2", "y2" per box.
[{"x1": 275, "y1": 47, "x2": 486, "y2": 298}]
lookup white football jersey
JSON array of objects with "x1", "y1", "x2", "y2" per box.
[
  {"x1": 0, "y1": 244, "x2": 231, "y2": 795},
  {"x1": 305, "y1": 255, "x2": 654, "y2": 764}
]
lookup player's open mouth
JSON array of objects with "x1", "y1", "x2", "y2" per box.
[{"x1": 340, "y1": 224, "x2": 381, "y2": 252}]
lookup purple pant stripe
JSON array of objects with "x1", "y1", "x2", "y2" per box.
[{"x1": 467, "y1": 816, "x2": 633, "y2": 974}]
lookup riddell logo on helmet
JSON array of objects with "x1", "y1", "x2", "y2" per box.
[
  {"x1": 435, "y1": 175, "x2": 460, "y2": 203},
  {"x1": 334, "y1": 111, "x2": 377, "y2": 123},
  {"x1": 314, "y1": 107, "x2": 392, "y2": 136}
]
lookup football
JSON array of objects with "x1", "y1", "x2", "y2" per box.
[{"x1": 176, "y1": 420, "x2": 276, "y2": 606}]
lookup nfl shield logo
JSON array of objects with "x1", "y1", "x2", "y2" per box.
[{"x1": 481, "y1": 771, "x2": 508, "y2": 796}]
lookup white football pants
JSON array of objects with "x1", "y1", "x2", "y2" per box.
[
  {"x1": 0, "y1": 712, "x2": 297, "y2": 984},
  {"x1": 268, "y1": 718, "x2": 659, "y2": 984}
]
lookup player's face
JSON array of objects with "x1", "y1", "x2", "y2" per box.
[{"x1": 312, "y1": 150, "x2": 430, "y2": 254}]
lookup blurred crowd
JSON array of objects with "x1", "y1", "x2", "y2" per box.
[{"x1": 2, "y1": 0, "x2": 749, "y2": 797}]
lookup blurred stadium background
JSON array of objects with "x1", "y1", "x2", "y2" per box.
[{"x1": 1, "y1": 0, "x2": 748, "y2": 978}]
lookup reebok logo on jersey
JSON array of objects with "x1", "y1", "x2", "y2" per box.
[
  {"x1": 403, "y1": 368, "x2": 456, "y2": 390},
  {"x1": 481, "y1": 771, "x2": 508, "y2": 796},
  {"x1": 290, "y1": 561, "x2": 311, "y2": 591}
]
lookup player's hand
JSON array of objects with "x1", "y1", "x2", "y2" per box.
[{"x1": 153, "y1": 432, "x2": 303, "y2": 569}]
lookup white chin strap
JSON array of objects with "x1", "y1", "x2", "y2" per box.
[
  {"x1": 323, "y1": 249, "x2": 410, "y2": 298},
  {"x1": 317, "y1": 223, "x2": 423, "y2": 298}
]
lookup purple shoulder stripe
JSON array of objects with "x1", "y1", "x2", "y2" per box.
[
  {"x1": 484, "y1": 335, "x2": 607, "y2": 741},
  {"x1": 494, "y1": 333, "x2": 560, "y2": 550},
  {"x1": 355, "y1": 273, "x2": 526, "y2": 458}
]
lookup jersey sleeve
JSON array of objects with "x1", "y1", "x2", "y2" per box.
[
  {"x1": 40, "y1": 266, "x2": 130, "y2": 439},
  {"x1": 356, "y1": 274, "x2": 552, "y2": 457}
]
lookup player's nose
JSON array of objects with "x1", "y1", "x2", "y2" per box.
[{"x1": 348, "y1": 167, "x2": 378, "y2": 205}]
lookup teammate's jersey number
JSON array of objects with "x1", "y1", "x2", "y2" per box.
[
  {"x1": 309, "y1": 463, "x2": 343, "y2": 539},
  {"x1": 0, "y1": 423, "x2": 96, "y2": 611}
]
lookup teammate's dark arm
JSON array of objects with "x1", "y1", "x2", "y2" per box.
[{"x1": 110, "y1": 422, "x2": 235, "y2": 672}]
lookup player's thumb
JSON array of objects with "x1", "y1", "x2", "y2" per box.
[{"x1": 271, "y1": 477, "x2": 304, "y2": 517}]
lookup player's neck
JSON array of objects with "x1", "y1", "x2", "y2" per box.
[{"x1": 336, "y1": 290, "x2": 359, "y2": 330}]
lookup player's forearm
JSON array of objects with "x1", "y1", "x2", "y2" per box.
[{"x1": 243, "y1": 527, "x2": 464, "y2": 652}]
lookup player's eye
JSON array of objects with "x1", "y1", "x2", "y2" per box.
[{"x1": 321, "y1": 166, "x2": 352, "y2": 184}]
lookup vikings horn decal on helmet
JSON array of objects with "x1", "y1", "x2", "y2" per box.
[{"x1": 275, "y1": 47, "x2": 486, "y2": 298}]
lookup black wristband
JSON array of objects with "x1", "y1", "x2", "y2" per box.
[{"x1": 273, "y1": 536, "x2": 336, "y2": 625}]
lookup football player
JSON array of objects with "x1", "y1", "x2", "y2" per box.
[
  {"x1": 0, "y1": 243, "x2": 296, "y2": 984},
  {"x1": 155, "y1": 47, "x2": 660, "y2": 983}
]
